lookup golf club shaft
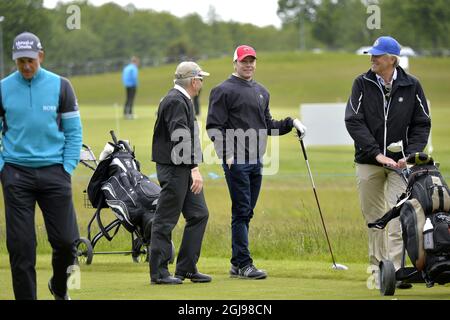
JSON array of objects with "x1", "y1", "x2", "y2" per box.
[{"x1": 299, "y1": 137, "x2": 338, "y2": 267}]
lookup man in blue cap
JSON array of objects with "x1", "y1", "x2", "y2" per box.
[
  {"x1": 345, "y1": 36, "x2": 431, "y2": 289},
  {"x1": 0, "y1": 32, "x2": 82, "y2": 299}
]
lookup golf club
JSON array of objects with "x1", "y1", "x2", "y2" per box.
[
  {"x1": 387, "y1": 140, "x2": 410, "y2": 184},
  {"x1": 387, "y1": 140, "x2": 406, "y2": 159},
  {"x1": 296, "y1": 131, "x2": 348, "y2": 270}
]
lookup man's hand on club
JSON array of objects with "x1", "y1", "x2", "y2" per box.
[
  {"x1": 293, "y1": 118, "x2": 307, "y2": 139},
  {"x1": 375, "y1": 153, "x2": 399, "y2": 168},
  {"x1": 397, "y1": 157, "x2": 407, "y2": 169},
  {"x1": 190, "y1": 167, "x2": 203, "y2": 194}
]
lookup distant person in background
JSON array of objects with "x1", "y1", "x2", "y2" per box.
[
  {"x1": 0, "y1": 32, "x2": 82, "y2": 300},
  {"x1": 122, "y1": 56, "x2": 140, "y2": 119},
  {"x1": 345, "y1": 36, "x2": 430, "y2": 289},
  {"x1": 193, "y1": 89, "x2": 201, "y2": 116}
]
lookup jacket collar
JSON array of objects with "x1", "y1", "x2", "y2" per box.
[
  {"x1": 364, "y1": 66, "x2": 414, "y2": 87},
  {"x1": 174, "y1": 84, "x2": 192, "y2": 101},
  {"x1": 15, "y1": 67, "x2": 44, "y2": 84}
]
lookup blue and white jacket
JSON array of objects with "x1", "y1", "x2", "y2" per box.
[{"x1": 0, "y1": 67, "x2": 82, "y2": 174}]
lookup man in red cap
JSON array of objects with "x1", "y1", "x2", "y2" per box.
[{"x1": 206, "y1": 45, "x2": 306, "y2": 279}]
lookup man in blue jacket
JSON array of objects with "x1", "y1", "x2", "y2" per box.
[
  {"x1": 0, "y1": 32, "x2": 83, "y2": 300},
  {"x1": 122, "y1": 56, "x2": 140, "y2": 119}
]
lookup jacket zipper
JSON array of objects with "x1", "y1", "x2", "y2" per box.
[
  {"x1": 28, "y1": 81, "x2": 32, "y2": 109},
  {"x1": 363, "y1": 76, "x2": 392, "y2": 156}
]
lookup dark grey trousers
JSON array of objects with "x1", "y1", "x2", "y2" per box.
[
  {"x1": 149, "y1": 164, "x2": 209, "y2": 280},
  {"x1": 1, "y1": 163, "x2": 79, "y2": 300},
  {"x1": 124, "y1": 86, "x2": 136, "y2": 116}
]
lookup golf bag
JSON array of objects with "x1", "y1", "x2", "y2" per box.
[
  {"x1": 369, "y1": 153, "x2": 450, "y2": 275},
  {"x1": 87, "y1": 133, "x2": 160, "y2": 240}
]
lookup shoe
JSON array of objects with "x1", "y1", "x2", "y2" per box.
[
  {"x1": 151, "y1": 276, "x2": 183, "y2": 285},
  {"x1": 48, "y1": 278, "x2": 71, "y2": 300},
  {"x1": 238, "y1": 264, "x2": 267, "y2": 279},
  {"x1": 396, "y1": 281, "x2": 413, "y2": 289},
  {"x1": 175, "y1": 271, "x2": 212, "y2": 283},
  {"x1": 229, "y1": 265, "x2": 239, "y2": 278}
]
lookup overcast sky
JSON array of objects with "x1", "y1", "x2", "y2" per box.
[{"x1": 43, "y1": 0, "x2": 282, "y2": 28}]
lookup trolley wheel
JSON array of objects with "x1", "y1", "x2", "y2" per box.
[
  {"x1": 76, "y1": 237, "x2": 93, "y2": 265},
  {"x1": 379, "y1": 259, "x2": 396, "y2": 296},
  {"x1": 169, "y1": 240, "x2": 176, "y2": 264}
]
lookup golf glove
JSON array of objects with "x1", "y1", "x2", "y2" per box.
[{"x1": 293, "y1": 118, "x2": 307, "y2": 139}]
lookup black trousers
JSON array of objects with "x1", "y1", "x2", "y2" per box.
[
  {"x1": 1, "y1": 164, "x2": 79, "y2": 300},
  {"x1": 149, "y1": 164, "x2": 209, "y2": 280},
  {"x1": 124, "y1": 86, "x2": 137, "y2": 116}
]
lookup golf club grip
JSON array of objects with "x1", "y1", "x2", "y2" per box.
[
  {"x1": 110, "y1": 130, "x2": 118, "y2": 144},
  {"x1": 300, "y1": 139, "x2": 308, "y2": 160}
]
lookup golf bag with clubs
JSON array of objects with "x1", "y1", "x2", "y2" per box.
[
  {"x1": 87, "y1": 131, "x2": 160, "y2": 243},
  {"x1": 369, "y1": 152, "x2": 450, "y2": 286}
]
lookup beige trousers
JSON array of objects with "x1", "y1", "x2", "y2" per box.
[{"x1": 356, "y1": 163, "x2": 406, "y2": 271}]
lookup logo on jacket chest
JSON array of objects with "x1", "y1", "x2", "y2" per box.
[
  {"x1": 398, "y1": 97, "x2": 404, "y2": 103},
  {"x1": 42, "y1": 105, "x2": 57, "y2": 112}
]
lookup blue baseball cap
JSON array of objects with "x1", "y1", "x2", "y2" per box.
[{"x1": 364, "y1": 36, "x2": 401, "y2": 56}]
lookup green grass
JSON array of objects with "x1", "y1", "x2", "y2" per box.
[
  {"x1": 70, "y1": 52, "x2": 450, "y2": 110},
  {"x1": 0, "y1": 51, "x2": 449, "y2": 299},
  {"x1": 1, "y1": 255, "x2": 449, "y2": 300}
]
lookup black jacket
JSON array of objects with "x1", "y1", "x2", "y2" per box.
[
  {"x1": 345, "y1": 67, "x2": 431, "y2": 165},
  {"x1": 152, "y1": 88, "x2": 201, "y2": 168},
  {"x1": 206, "y1": 75, "x2": 293, "y2": 162}
]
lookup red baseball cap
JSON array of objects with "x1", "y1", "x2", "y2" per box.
[{"x1": 233, "y1": 45, "x2": 257, "y2": 62}]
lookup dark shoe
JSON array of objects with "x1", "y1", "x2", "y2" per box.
[
  {"x1": 238, "y1": 264, "x2": 267, "y2": 279},
  {"x1": 229, "y1": 265, "x2": 239, "y2": 278},
  {"x1": 396, "y1": 281, "x2": 413, "y2": 289},
  {"x1": 151, "y1": 276, "x2": 183, "y2": 285},
  {"x1": 48, "y1": 278, "x2": 71, "y2": 300},
  {"x1": 175, "y1": 271, "x2": 212, "y2": 283}
]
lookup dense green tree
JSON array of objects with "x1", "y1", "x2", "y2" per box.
[
  {"x1": 0, "y1": 0, "x2": 448, "y2": 78},
  {"x1": 0, "y1": 0, "x2": 51, "y2": 72}
]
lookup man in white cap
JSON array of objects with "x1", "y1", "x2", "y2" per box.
[
  {"x1": 0, "y1": 32, "x2": 82, "y2": 299},
  {"x1": 345, "y1": 36, "x2": 431, "y2": 289},
  {"x1": 206, "y1": 45, "x2": 307, "y2": 279},
  {"x1": 150, "y1": 61, "x2": 211, "y2": 284}
]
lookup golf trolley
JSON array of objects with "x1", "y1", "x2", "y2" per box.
[
  {"x1": 369, "y1": 144, "x2": 450, "y2": 296},
  {"x1": 75, "y1": 132, "x2": 175, "y2": 265},
  {"x1": 378, "y1": 166, "x2": 450, "y2": 296}
]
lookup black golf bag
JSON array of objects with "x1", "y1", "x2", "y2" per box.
[
  {"x1": 87, "y1": 132, "x2": 160, "y2": 241},
  {"x1": 369, "y1": 153, "x2": 450, "y2": 279}
]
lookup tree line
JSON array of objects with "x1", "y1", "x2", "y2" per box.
[{"x1": 0, "y1": 0, "x2": 448, "y2": 77}]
